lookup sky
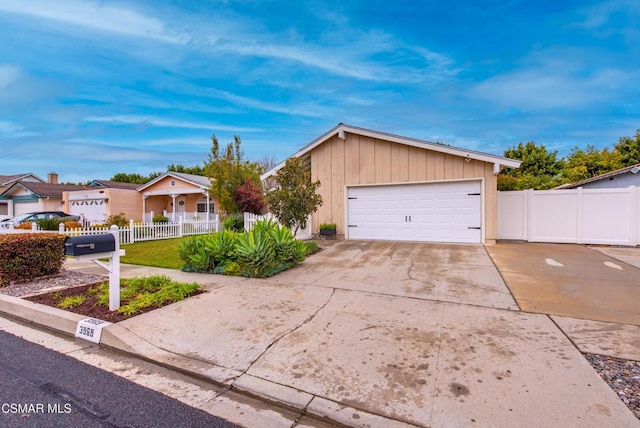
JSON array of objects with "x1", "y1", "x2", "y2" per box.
[{"x1": 0, "y1": 0, "x2": 639, "y2": 183}]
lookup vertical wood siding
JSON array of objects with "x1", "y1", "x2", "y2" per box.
[{"x1": 310, "y1": 133, "x2": 499, "y2": 242}]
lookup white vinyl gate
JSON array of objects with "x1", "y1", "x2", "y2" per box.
[
  {"x1": 346, "y1": 180, "x2": 483, "y2": 243},
  {"x1": 497, "y1": 187, "x2": 640, "y2": 246}
]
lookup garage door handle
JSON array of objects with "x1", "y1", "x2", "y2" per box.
[
  {"x1": 468, "y1": 193, "x2": 481, "y2": 196},
  {"x1": 468, "y1": 227, "x2": 481, "y2": 229}
]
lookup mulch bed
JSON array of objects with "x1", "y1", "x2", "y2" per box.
[{"x1": 24, "y1": 283, "x2": 205, "y2": 323}]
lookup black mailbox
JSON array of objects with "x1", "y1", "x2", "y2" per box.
[{"x1": 64, "y1": 234, "x2": 116, "y2": 256}]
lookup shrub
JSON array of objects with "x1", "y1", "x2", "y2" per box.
[
  {"x1": 63, "y1": 220, "x2": 83, "y2": 229},
  {"x1": 319, "y1": 223, "x2": 337, "y2": 231},
  {"x1": 106, "y1": 212, "x2": 128, "y2": 228},
  {"x1": 178, "y1": 219, "x2": 307, "y2": 278},
  {"x1": 0, "y1": 233, "x2": 65, "y2": 286},
  {"x1": 15, "y1": 222, "x2": 34, "y2": 230},
  {"x1": 152, "y1": 215, "x2": 169, "y2": 223},
  {"x1": 304, "y1": 241, "x2": 320, "y2": 256},
  {"x1": 37, "y1": 217, "x2": 64, "y2": 231},
  {"x1": 223, "y1": 213, "x2": 244, "y2": 232}
]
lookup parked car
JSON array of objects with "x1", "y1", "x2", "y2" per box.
[{"x1": 0, "y1": 211, "x2": 79, "y2": 228}]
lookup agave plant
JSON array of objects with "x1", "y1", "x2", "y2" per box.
[
  {"x1": 269, "y1": 224, "x2": 297, "y2": 263},
  {"x1": 235, "y1": 228, "x2": 275, "y2": 277},
  {"x1": 203, "y1": 230, "x2": 238, "y2": 265}
]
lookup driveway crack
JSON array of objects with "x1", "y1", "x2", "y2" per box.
[{"x1": 241, "y1": 288, "x2": 337, "y2": 374}]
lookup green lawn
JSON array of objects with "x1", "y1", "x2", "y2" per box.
[{"x1": 121, "y1": 237, "x2": 187, "y2": 269}]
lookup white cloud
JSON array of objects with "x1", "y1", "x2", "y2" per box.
[
  {"x1": 0, "y1": 120, "x2": 34, "y2": 138},
  {"x1": 0, "y1": 65, "x2": 20, "y2": 89},
  {"x1": 472, "y1": 54, "x2": 631, "y2": 110},
  {"x1": 0, "y1": 0, "x2": 188, "y2": 44},
  {"x1": 84, "y1": 115, "x2": 262, "y2": 133}
]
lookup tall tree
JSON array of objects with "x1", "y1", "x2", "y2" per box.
[
  {"x1": 499, "y1": 141, "x2": 562, "y2": 190},
  {"x1": 264, "y1": 157, "x2": 323, "y2": 235},
  {"x1": 204, "y1": 135, "x2": 261, "y2": 213},
  {"x1": 562, "y1": 145, "x2": 623, "y2": 183},
  {"x1": 614, "y1": 129, "x2": 640, "y2": 166}
]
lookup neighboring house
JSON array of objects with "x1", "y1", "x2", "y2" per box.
[
  {"x1": 261, "y1": 123, "x2": 521, "y2": 244},
  {"x1": 0, "y1": 172, "x2": 46, "y2": 219},
  {"x1": 136, "y1": 172, "x2": 218, "y2": 222},
  {"x1": 554, "y1": 163, "x2": 640, "y2": 190},
  {"x1": 62, "y1": 180, "x2": 142, "y2": 225},
  {"x1": 1, "y1": 173, "x2": 84, "y2": 217}
]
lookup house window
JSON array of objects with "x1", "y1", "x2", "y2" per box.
[{"x1": 197, "y1": 199, "x2": 215, "y2": 213}]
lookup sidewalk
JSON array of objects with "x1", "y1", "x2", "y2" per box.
[{"x1": 1, "y1": 245, "x2": 639, "y2": 427}]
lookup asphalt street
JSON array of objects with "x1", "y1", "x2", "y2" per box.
[{"x1": 0, "y1": 330, "x2": 238, "y2": 428}]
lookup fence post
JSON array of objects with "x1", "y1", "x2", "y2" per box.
[
  {"x1": 59, "y1": 223, "x2": 65, "y2": 233},
  {"x1": 31, "y1": 222, "x2": 37, "y2": 231},
  {"x1": 630, "y1": 186, "x2": 638, "y2": 246},
  {"x1": 129, "y1": 219, "x2": 135, "y2": 243},
  {"x1": 576, "y1": 187, "x2": 583, "y2": 244},
  {"x1": 179, "y1": 216, "x2": 183, "y2": 237}
]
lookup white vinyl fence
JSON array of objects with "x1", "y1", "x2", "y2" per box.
[
  {"x1": 497, "y1": 187, "x2": 640, "y2": 246},
  {"x1": 1, "y1": 217, "x2": 220, "y2": 244},
  {"x1": 244, "y1": 212, "x2": 313, "y2": 240}
]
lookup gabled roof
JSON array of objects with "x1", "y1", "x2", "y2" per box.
[
  {"x1": 88, "y1": 180, "x2": 140, "y2": 190},
  {"x1": 137, "y1": 172, "x2": 212, "y2": 192},
  {"x1": 0, "y1": 173, "x2": 45, "y2": 186},
  {"x1": 261, "y1": 123, "x2": 522, "y2": 180},
  {"x1": 554, "y1": 163, "x2": 640, "y2": 189},
  {"x1": 1, "y1": 181, "x2": 84, "y2": 198}
]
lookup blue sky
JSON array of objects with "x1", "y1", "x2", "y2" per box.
[{"x1": 0, "y1": 0, "x2": 638, "y2": 183}]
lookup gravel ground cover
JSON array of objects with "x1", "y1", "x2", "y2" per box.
[
  {"x1": 1, "y1": 270, "x2": 638, "y2": 420},
  {"x1": 584, "y1": 353, "x2": 640, "y2": 420}
]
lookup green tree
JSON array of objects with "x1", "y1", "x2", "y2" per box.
[
  {"x1": 167, "y1": 163, "x2": 206, "y2": 176},
  {"x1": 264, "y1": 157, "x2": 323, "y2": 235},
  {"x1": 204, "y1": 135, "x2": 261, "y2": 213},
  {"x1": 110, "y1": 172, "x2": 162, "y2": 184},
  {"x1": 499, "y1": 141, "x2": 562, "y2": 190},
  {"x1": 614, "y1": 129, "x2": 640, "y2": 166},
  {"x1": 561, "y1": 145, "x2": 623, "y2": 183}
]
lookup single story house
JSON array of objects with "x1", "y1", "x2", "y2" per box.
[
  {"x1": 0, "y1": 172, "x2": 47, "y2": 219},
  {"x1": 0, "y1": 173, "x2": 84, "y2": 217},
  {"x1": 554, "y1": 163, "x2": 640, "y2": 190},
  {"x1": 261, "y1": 124, "x2": 521, "y2": 244},
  {"x1": 136, "y1": 172, "x2": 218, "y2": 222},
  {"x1": 62, "y1": 180, "x2": 142, "y2": 225}
]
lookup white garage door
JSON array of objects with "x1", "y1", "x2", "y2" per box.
[
  {"x1": 69, "y1": 199, "x2": 107, "y2": 224},
  {"x1": 347, "y1": 180, "x2": 482, "y2": 243}
]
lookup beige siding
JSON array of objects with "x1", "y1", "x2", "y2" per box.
[
  {"x1": 143, "y1": 176, "x2": 201, "y2": 193},
  {"x1": 106, "y1": 189, "x2": 143, "y2": 222},
  {"x1": 310, "y1": 131, "x2": 500, "y2": 243}
]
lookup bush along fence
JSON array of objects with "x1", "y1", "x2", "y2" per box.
[
  {"x1": 3, "y1": 217, "x2": 220, "y2": 245},
  {"x1": 244, "y1": 212, "x2": 313, "y2": 239}
]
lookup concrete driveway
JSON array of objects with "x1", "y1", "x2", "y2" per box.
[
  {"x1": 485, "y1": 242, "x2": 640, "y2": 326},
  {"x1": 273, "y1": 240, "x2": 518, "y2": 310},
  {"x1": 91, "y1": 240, "x2": 638, "y2": 427}
]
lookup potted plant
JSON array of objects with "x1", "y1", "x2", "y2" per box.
[{"x1": 319, "y1": 223, "x2": 337, "y2": 239}]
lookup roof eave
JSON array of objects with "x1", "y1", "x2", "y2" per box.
[{"x1": 261, "y1": 123, "x2": 521, "y2": 180}]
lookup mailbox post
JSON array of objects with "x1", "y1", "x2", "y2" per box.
[{"x1": 64, "y1": 226, "x2": 123, "y2": 311}]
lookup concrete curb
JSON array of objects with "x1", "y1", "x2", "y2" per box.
[
  {"x1": 0, "y1": 294, "x2": 85, "y2": 335},
  {"x1": 0, "y1": 296, "x2": 416, "y2": 428}
]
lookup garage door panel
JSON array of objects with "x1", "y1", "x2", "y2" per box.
[{"x1": 347, "y1": 181, "x2": 482, "y2": 243}]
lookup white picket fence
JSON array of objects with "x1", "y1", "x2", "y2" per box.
[
  {"x1": 244, "y1": 212, "x2": 313, "y2": 240},
  {"x1": 497, "y1": 187, "x2": 640, "y2": 246},
  {"x1": 1, "y1": 217, "x2": 220, "y2": 245}
]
